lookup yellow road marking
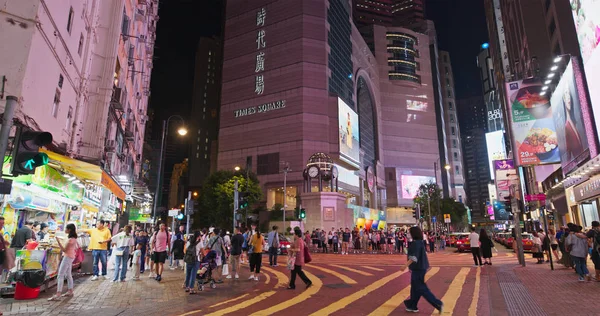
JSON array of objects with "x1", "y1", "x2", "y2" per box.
[
  {"x1": 264, "y1": 270, "x2": 271, "y2": 285},
  {"x1": 458, "y1": 253, "x2": 468, "y2": 257},
  {"x1": 309, "y1": 269, "x2": 407, "y2": 316},
  {"x1": 329, "y1": 264, "x2": 374, "y2": 276},
  {"x1": 505, "y1": 253, "x2": 514, "y2": 257},
  {"x1": 209, "y1": 293, "x2": 250, "y2": 308},
  {"x1": 468, "y1": 268, "x2": 481, "y2": 316},
  {"x1": 307, "y1": 265, "x2": 357, "y2": 284},
  {"x1": 262, "y1": 266, "x2": 289, "y2": 289},
  {"x1": 178, "y1": 310, "x2": 202, "y2": 316},
  {"x1": 434, "y1": 267, "x2": 470, "y2": 315},
  {"x1": 249, "y1": 270, "x2": 322, "y2": 316},
  {"x1": 368, "y1": 267, "x2": 440, "y2": 316},
  {"x1": 203, "y1": 291, "x2": 277, "y2": 316},
  {"x1": 363, "y1": 266, "x2": 385, "y2": 272}
]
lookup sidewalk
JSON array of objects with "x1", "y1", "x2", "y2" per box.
[{"x1": 0, "y1": 267, "x2": 256, "y2": 316}]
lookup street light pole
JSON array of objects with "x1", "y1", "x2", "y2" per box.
[
  {"x1": 152, "y1": 115, "x2": 186, "y2": 225},
  {"x1": 282, "y1": 163, "x2": 290, "y2": 233}
]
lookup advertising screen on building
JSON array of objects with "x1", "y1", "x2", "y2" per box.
[
  {"x1": 505, "y1": 79, "x2": 560, "y2": 165},
  {"x1": 485, "y1": 131, "x2": 507, "y2": 179},
  {"x1": 551, "y1": 59, "x2": 591, "y2": 174},
  {"x1": 407, "y1": 100, "x2": 428, "y2": 112},
  {"x1": 494, "y1": 159, "x2": 517, "y2": 221},
  {"x1": 400, "y1": 175, "x2": 435, "y2": 199},
  {"x1": 338, "y1": 98, "x2": 360, "y2": 164},
  {"x1": 570, "y1": 0, "x2": 600, "y2": 139}
]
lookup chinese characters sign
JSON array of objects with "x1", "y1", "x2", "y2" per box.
[{"x1": 255, "y1": 8, "x2": 266, "y2": 95}]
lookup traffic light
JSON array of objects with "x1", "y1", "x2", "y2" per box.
[
  {"x1": 11, "y1": 126, "x2": 53, "y2": 176},
  {"x1": 299, "y1": 208, "x2": 306, "y2": 219},
  {"x1": 176, "y1": 212, "x2": 184, "y2": 220},
  {"x1": 294, "y1": 207, "x2": 300, "y2": 219},
  {"x1": 238, "y1": 192, "x2": 248, "y2": 210}
]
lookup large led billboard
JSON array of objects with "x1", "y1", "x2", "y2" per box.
[
  {"x1": 494, "y1": 159, "x2": 517, "y2": 221},
  {"x1": 550, "y1": 59, "x2": 592, "y2": 174},
  {"x1": 485, "y1": 131, "x2": 507, "y2": 179},
  {"x1": 570, "y1": 0, "x2": 600, "y2": 142},
  {"x1": 338, "y1": 98, "x2": 360, "y2": 164},
  {"x1": 505, "y1": 79, "x2": 560, "y2": 166},
  {"x1": 400, "y1": 175, "x2": 435, "y2": 199}
]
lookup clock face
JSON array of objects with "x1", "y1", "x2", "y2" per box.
[{"x1": 308, "y1": 166, "x2": 319, "y2": 178}]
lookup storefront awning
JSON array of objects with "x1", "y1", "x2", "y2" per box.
[{"x1": 41, "y1": 149, "x2": 126, "y2": 200}]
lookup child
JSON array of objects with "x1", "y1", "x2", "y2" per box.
[
  {"x1": 132, "y1": 244, "x2": 142, "y2": 280},
  {"x1": 401, "y1": 226, "x2": 443, "y2": 314}
]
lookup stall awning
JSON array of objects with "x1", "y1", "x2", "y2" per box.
[{"x1": 41, "y1": 149, "x2": 126, "y2": 200}]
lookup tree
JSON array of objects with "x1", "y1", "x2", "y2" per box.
[
  {"x1": 413, "y1": 183, "x2": 441, "y2": 230},
  {"x1": 440, "y1": 198, "x2": 468, "y2": 231},
  {"x1": 193, "y1": 169, "x2": 262, "y2": 229}
]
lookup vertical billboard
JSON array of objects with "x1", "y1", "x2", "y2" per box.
[
  {"x1": 400, "y1": 175, "x2": 435, "y2": 199},
  {"x1": 485, "y1": 131, "x2": 507, "y2": 179},
  {"x1": 506, "y1": 79, "x2": 560, "y2": 165},
  {"x1": 494, "y1": 159, "x2": 517, "y2": 221},
  {"x1": 550, "y1": 59, "x2": 591, "y2": 174},
  {"x1": 570, "y1": 0, "x2": 600, "y2": 137},
  {"x1": 338, "y1": 98, "x2": 360, "y2": 164}
]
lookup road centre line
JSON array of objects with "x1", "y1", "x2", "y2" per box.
[{"x1": 434, "y1": 267, "x2": 470, "y2": 315}]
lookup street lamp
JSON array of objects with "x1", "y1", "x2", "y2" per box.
[
  {"x1": 444, "y1": 164, "x2": 451, "y2": 171},
  {"x1": 234, "y1": 166, "x2": 241, "y2": 171},
  {"x1": 152, "y1": 115, "x2": 187, "y2": 224}
]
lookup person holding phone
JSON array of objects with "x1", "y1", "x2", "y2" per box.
[{"x1": 83, "y1": 220, "x2": 112, "y2": 281}]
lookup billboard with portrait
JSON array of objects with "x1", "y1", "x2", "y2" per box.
[
  {"x1": 551, "y1": 59, "x2": 590, "y2": 174},
  {"x1": 494, "y1": 159, "x2": 517, "y2": 221},
  {"x1": 485, "y1": 131, "x2": 507, "y2": 179},
  {"x1": 506, "y1": 79, "x2": 560, "y2": 165},
  {"x1": 570, "y1": 0, "x2": 600, "y2": 140},
  {"x1": 400, "y1": 175, "x2": 435, "y2": 199},
  {"x1": 338, "y1": 98, "x2": 360, "y2": 164},
  {"x1": 407, "y1": 100, "x2": 428, "y2": 112}
]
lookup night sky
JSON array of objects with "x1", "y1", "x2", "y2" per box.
[{"x1": 148, "y1": 0, "x2": 488, "y2": 146}]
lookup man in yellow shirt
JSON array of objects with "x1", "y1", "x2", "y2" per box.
[{"x1": 83, "y1": 220, "x2": 112, "y2": 281}]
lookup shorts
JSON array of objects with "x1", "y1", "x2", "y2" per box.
[
  {"x1": 551, "y1": 244, "x2": 558, "y2": 251},
  {"x1": 153, "y1": 251, "x2": 167, "y2": 264}
]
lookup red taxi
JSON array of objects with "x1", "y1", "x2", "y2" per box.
[
  {"x1": 455, "y1": 233, "x2": 472, "y2": 252},
  {"x1": 505, "y1": 233, "x2": 533, "y2": 252}
]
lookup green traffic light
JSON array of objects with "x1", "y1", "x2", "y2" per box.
[
  {"x1": 300, "y1": 209, "x2": 306, "y2": 219},
  {"x1": 23, "y1": 153, "x2": 49, "y2": 170}
]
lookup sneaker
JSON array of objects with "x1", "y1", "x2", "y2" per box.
[
  {"x1": 48, "y1": 294, "x2": 61, "y2": 301},
  {"x1": 226, "y1": 275, "x2": 232, "y2": 279},
  {"x1": 61, "y1": 290, "x2": 74, "y2": 297},
  {"x1": 405, "y1": 308, "x2": 419, "y2": 313},
  {"x1": 578, "y1": 277, "x2": 585, "y2": 282},
  {"x1": 91, "y1": 276, "x2": 99, "y2": 281},
  {"x1": 110, "y1": 280, "x2": 117, "y2": 283},
  {"x1": 235, "y1": 274, "x2": 239, "y2": 279},
  {"x1": 170, "y1": 267, "x2": 175, "y2": 270},
  {"x1": 248, "y1": 275, "x2": 255, "y2": 280},
  {"x1": 437, "y1": 303, "x2": 444, "y2": 314},
  {"x1": 254, "y1": 276, "x2": 259, "y2": 281},
  {"x1": 102, "y1": 275, "x2": 108, "y2": 280},
  {"x1": 149, "y1": 273, "x2": 155, "y2": 278},
  {"x1": 473, "y1": 265, "x2": 479, "y2": 268},
  {"x1": 273, "y1": 264, "x2": 278, "y2": 267}
]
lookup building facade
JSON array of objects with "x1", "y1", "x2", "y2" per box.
[
  {"x1": 439, "y1": 51, "x2": 466, "y2": 203},
  {"x1": 0, "y1": 0, "x2": 157, "y2": 221},
  {"x1": 218, "y1": 0, "x2": 441, "y2": 229}
]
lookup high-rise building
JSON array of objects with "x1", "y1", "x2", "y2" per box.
[
  {"x1": 391, "y1": 0, "x2": 426, "y2": 30},
  {"x1": 0, "y1": 0, "x2": 158, "y2": 224},
  {"x1": 218, "y1": 0, "x2": 440, "y2": 229},
  {"x1": 439, "y1": 51, "x2": 466, "y2": 203},
  {"x1": 352, "y1": 0, "x2": 392, "y2": 28},
  {"x1": 189, "y1": 37, "x2": 223, "y2": 188},
  {"x1": 458, "y1": 96, "x2": 489, "y2": 222}
]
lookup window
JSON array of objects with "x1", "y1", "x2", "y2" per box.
[
  {"x1": 455, "y1": 166, "x2": 460, "y2": 174},
  {"x1": 58, "y1": 74, "x2": 64, "y2": 89},
  {"x1": 448, "y1": 101, "x2": 453, "y2": 110},
  {"x1": 52, "y1": 90, "x2": 61, "y2": 118},
  {"x1": 452, "y1": 139, "x2": 457, "y2": 148},
  {"x1": 446, "y1": 78, "x2": 450, "y2": 86},
  {"x1": 66, "y1": 106, "x2": 73, "y2": 131},
  {"x1": 121, "y1": 10, "x2": 130, "y2": 35},
  {"x1": 447, "y1": 90, "x2": 452, "y2": 98},
  {"x1": 445, "y1": 66, "x2": 449, "y2": 74},
  {"x1": 443, "y1": 55, "x2": 448, "y2": 63},
  {"x1": 451, "y1": 126, "x2": 456, "y2": 135},
  {"x1": 453, "y1": 152, "x2": 458, "y2": 159},
  {"x1": 257, "y1": 153, "x2": 280, "y2": 175},
  {"x1": 450, "y1": 114, "x2": 455, "y2": 122},
  {"x1": 67, "y1": 7, "x2": 74, "y2": 34},
  {"x1": 78, "y1": 34, "x2": 84, "y2": 56}
]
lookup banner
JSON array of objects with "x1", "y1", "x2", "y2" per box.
[
  {"x1": 506, "y1": 79, "x2": 560, "y2": 165},
  {"x1": 494, "y1": 159, "x2": 517, "y2": 221}
]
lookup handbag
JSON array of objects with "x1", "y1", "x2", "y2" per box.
[
  {"x1": 303, "y1": 243, "x2": 312, "y2": 264},
  {"x1": 114, "y1": 247, "x2": 125, "y2": 256},
  {"x1": 287, "y1": 255, "x2": 296, "y2": 270},
  {"x1": 222, "y1": 263, "x2": 229, "y2": 275}
]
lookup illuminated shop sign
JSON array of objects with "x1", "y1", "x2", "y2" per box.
[
  {"x1": 255, "y1": 7, "x2": 266, "y2": 95},
  {"x1": 233, "y1": 99, "x2": 286, "y2": 118},
  {"x1": 488, "y1": 109, "x2": 502, "y2": 121}
]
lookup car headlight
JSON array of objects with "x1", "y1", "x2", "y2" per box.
[{"x1": 286, "y1": 245, "x2": 290, "y2": 248}]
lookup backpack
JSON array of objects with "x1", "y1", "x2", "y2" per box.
[
  {"x1": 184, "y1": 243, "x2": 197, "y2": 264},
  {"x1": 303, "y1": 240, "x2": 312, "y2": 264}
]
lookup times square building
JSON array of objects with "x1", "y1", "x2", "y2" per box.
[{"x1": 218, "y1": 0, "x2": 441, "y2": 230}]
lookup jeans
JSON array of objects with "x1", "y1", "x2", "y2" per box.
[
  {"x1": 113, "y1": 247, "x2": 130, "y2": 281},
  {"x1": 57, "y1": 256, "x2": 74, "y2": 293},
  {"x1": 404, "y1": 269, "x2": 442, "y2": 310},
  {"x1": 92, "y1": 249, "x2": 108, "y2": 276},
  {"x1": 440, "y1": 240, "x2": 446, "y2": 250},
  {"x1": 140, "y1": 247, "x2": 146, "y2": 272},
  {"x1": 429, "y1": 242, "x2": 435, "y2": 253},
  {"x1": 185, "y1": 261, "x2": 199, "y2": 288},
  {"x1": 572, "y1": 256, "x2": 589, "y2": 278},
  {"x1": 333, "y1": 242, "x2": 339, "y2": 253},
  {"x1": 471, "y1": 247, "x2": 483, "y2": 266},
  {"x1": 268, "y1": 246, "x2": 278, "y2": 266},
  {"x1": 289, "y1": 265, "x2": 311, "y2": 288}
]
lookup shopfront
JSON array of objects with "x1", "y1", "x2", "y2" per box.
[{"x1": 572, "y1": 174, "x2": 600, "y2": 228}]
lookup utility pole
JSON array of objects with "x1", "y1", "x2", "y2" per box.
[
  {"x1": 511, "y1": 185, "x2": 525, "y2": 267},
  {"x1": 281, "y1": 162, "x2": 290, "y2": 234},
  {"x1": 541, "y1": 205, "x2": 554, "y2": 270}
]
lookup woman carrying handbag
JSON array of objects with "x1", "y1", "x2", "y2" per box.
[{"x1": 287, "y1": 229, "x2": 312, "y2": 289}]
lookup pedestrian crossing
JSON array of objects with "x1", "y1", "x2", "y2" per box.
[{"x1": 178, "y1": 261, "x2": 492, "y2": 316}]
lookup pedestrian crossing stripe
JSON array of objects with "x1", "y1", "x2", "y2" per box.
[
  {"x1": 306, "y1": 264, "x2": 357, "y2": 284},
  {"x1": 309, "y1": 269, "x2": 408, "y2": 316},
  {"x1": 436, "y1": 267, "x2": 470, "y2": 315},
  {"x1": 329, "y1": 264, "x2": 374, "y2": 276},
  {"x1": 368, "y1": 267, "x2": 440, "y2": 316},
  {"x1": 262, "y1": 266, "x2": 289, "y2": 289},
  {"x1": 248, "y1": 270, "x2": 322, "y2": 316},
  {"x1": 363, "y1": 266, "x2": 385, "y2": 272},
  {"x1": 209, "y1": 294, "x2": 249, "y2": 309},
  {"x1": 468, "y1": 268, "x2": 481, "y2": 316},
  {"x1": 204, "y1": 291, "x2": 277, "y2": 316}
]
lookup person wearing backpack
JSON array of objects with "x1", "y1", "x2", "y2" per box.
[
  {"x1": 287, "y1": 229, "x2": 312, "y2": 289},
  {"x1": 207, "y1": 228, "x2": 227, "y2": 283},
  {"x1": 184, "y1": 231, "x2": 202, "y2": 294}
]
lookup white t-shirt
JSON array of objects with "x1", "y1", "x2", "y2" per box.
[
  {"x1": 112, "y1": 232, "x2": 135, "y2": 248},
  {"x1": 469, "y1": 232, "x2": 480, "y2": 247},
  {"x1": 132, "y1": 249, "x2": 142, "y2": 265}
]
